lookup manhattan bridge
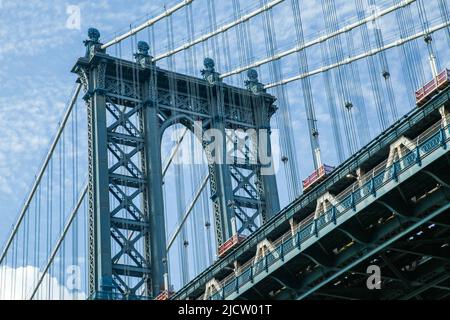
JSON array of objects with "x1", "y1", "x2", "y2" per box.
[{"x1": 0, "y1": 0, "x2": 450, "y2": 300}]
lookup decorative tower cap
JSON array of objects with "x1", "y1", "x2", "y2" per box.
[
  {"x1": 87, "y1": 28, "x2": 101, "y2": 43},
  {"x1": 84, "y1": 28, "x2": 104, "y2": 58},
  {"x1": 247, "y1": 69, "x2": 259, "y2": 81},
  {"x1": 203, "y1": 57, "x2": 215, "y2": 71},
  {"x1": 201, "y1": 57, "x2": 220, "y2": 85},
  {"x1": 134, "y1": 41, "x2": 154, "y2": 67},
  {"x1": 245, "y1": 68, "x2": 265, "y2": 94},
  {"x1": 137, "y1": 41, "x2": 150, "y2": 56}
]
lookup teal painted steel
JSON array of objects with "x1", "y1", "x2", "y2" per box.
[
  {"x1": 173, "y1": 88, "x2": 450, "y2": 300},
  {"x1": 73, "y1": 29, "x2": 280, "y2": 299},
  {"x1": 174, "y1": 118, "x2": 450, "y2": 300},
  {"x1": 216, "y1": 125, "x2": 449, "y2": 300}
]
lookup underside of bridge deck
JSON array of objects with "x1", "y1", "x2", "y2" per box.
[
  {"x1": 233, "y1": 156, "x2": 450, "y2": 300},
  {"x1": 173, "y1": 88, "x2": 450, "y2": 301}
]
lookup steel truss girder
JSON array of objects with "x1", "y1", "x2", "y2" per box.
[
  {"x1": 400, "y1": 273, "x2": 450, "y2": 300},
  {"x1": 379, "y1": 253, "x2": 421, "y2": 298},
  {"x1": 105, "y1": 98, "x2": 150, "y2": 285},
  {"x1": 173, "y1": 87, "x2": 450, "y2": 301},
  {"x1": 380, "y1": 259, "x2": 450, "y2": 300},
  {"x1": 337, "y1": 219, "x2": 371, "y2": 245},
  {"x1": 422, "y1": 169, "x2": 450, "y2": 188},
  {"x1": 300, "y1": 249, "x2": 334, "y2": 269},
  {"x1": 266, "y1": 183, "x2": 450, "y2": 300},
  {"x1": 268, "y1": 204, "x2": 448, "y2": 300},
  {"x1": 271, "y1": 233, "x2": 450, "y2": 300},
  {"x1": 293, "y1": 204, "x2": 450, "y2": 300},
  {"x1": 275, "y1": 266, "x2": 450, "y2": 300},
  {"x1": 105, "y1": 98, "x2": 152, "y2": 297},
  {"x1": 74, "y1": 57, "x2": 155, "y2": 298}
]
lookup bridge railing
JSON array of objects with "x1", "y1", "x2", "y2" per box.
[{"x1": 206, "y1": 117, "x2": 450, "y2": 300}]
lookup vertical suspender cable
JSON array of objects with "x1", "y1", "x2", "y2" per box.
[
  {"x1": 369, "y1": 0, "x2": 398, "y2": 123},
  {"x1": 0, "y1": 84, "x2": 81, "y2": 267},
  {"x1": 206, "y1": 0, "x2": 221, "y2": 68},
  {"x1": 437, "y1": 0, "x2": 450, "y2": 46},
  {"x1": 321, "y1": 0, "x2": 358, "y2": 155},
  {"x1": 319, "y1": 35, "x2": 345, "y2": 163},
  {"x1": 166, "y1": 12, "x2": 190, "y2": 286},
  {"x1": 355, "y1": 0, "x2": 388, "y2": 131},
  {"x1": 260, "y1": 0, "x2": 301, "y2": 199},
  {"x1": 417, "y1": 0, "x2": 440, "y2": 77},
  {"x1": 11, "y1": 238, "x2": 16, "y2": 299},
  {"x1": 290, "y1": 0, "x2": 323, "y2": 170},
  {"x1": 344, "y1": 29, "x2": 370, "y2": 143},
  {"x1": 393, "y1": 0, "x2": 424, "y2": 105},
  {"x1": 232, "y1": 0, "x2": 247, "y2": 85}
]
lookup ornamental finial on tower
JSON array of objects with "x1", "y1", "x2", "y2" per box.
[
  {"x1": 83, "y1": 27, "x2": 104, "y2": 58},
  {"x1": 247, "y1": 69, "x2": 258, "y2": 81},
  {"x1": 203, "y1": 58, "x2": 215, "y2": 72},
  {"x1": 88, "y1": 28, "x2": 100, "y2": 42},
  {"x1": 134, "y1": 41, "x2": 154, "y2": 67},
  {"x1": 138, "y1": 41, "x2": 150, "y2": 55},
  {"x1": 245, "y1": 69, "x2": 265, "y2": 94},
  {"x1": 201, "y1": 57, "x2": 221, "y2": 85}
]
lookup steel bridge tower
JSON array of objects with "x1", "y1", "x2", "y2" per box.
[{"x1": 72, "y1": 29, "x2": 280, "y2": 299}]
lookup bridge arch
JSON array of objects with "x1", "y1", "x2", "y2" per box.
[{"x1": 72, "y1": 33, "x2": 280, "y2": 298}]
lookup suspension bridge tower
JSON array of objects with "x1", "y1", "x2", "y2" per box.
[{"x1": 72, "y1": 28, "x2": 280, "y2": 299}]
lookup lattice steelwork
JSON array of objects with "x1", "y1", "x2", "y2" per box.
[{"x1": 72, "y1": 29, "x2": 279, "y2": 299}]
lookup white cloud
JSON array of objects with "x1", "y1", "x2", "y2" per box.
[{"x1": 0, "y1": 265, "x2": 86, "y2": 300}]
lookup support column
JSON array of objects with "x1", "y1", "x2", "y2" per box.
[
  {"x1": 250, "y1": 73, "x2": 280, "y2": 220},
  {"x1": 201, "y1": 58, "x2": 234, "y2": 246},
  {"x1": 89, "y1": 59, "x2": 113, "y2": 296},
  {"x1": 142, "y1": 97, "x2": 167, "y2": 296},
  {"x1": 208, "y1": 88, "x2": 235, "y2": 245}
]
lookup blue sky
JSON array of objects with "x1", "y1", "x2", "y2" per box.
[
  {"x1": 0, "y1": 0, "x2": 182, "y2": 244},
  {"x1": 0, "y1": 0, "x2": 449, "y2": 294}
]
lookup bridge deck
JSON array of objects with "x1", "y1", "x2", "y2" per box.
[
  {"x1": 173, "y1": 87, "x2": 450, "y2": 300},
  {"x1": 220, "y1": 121, "x2": 450, "y2": 300}
]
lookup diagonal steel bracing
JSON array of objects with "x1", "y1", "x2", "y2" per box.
[{"x1": 72, "y1": 30, "x2": 280, "y2": 299}]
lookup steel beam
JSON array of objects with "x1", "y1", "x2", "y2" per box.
[
  {"x1": 295, "y1": 203, "x2": 450, "y2": 299},
  {"x1": 388, "y1": 246, "x2": 450, "y2": 263},
  {"x1": 380, "y1": 253, "x2": 422, "y2": 299},
  {"x1": 142, "y1": 98, "x2": 167, "y2": 296},
  {"x1": 400, "y1": 274, "x2": 450, "y2": 300},
  {"x1": 173, "y1": 94, "x2": 450, "y2": 299},
  {"x1": 90, "y1": 61, "x2": 114, "y2": 295}
]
